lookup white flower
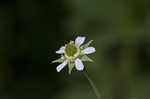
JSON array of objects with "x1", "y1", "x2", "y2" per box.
[{"x1": 52, "y1": 36, "x2": 96, "y2": 74}]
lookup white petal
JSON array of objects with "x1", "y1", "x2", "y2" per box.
[
  {"x1": 56, "y1": 46, "x2": 65, "y2": 54},
  {"x1": 75, "y1": 59, "x2": 84, "y2": 71},
  {"x1": 56, "y1": 61, "x2": 67, "y2": 72},
  {"x1": 81, "y1": 47, "x2": 96, "y2": 55},
  {"x1": 75, "y1": 36, "x2": 86, "y2": 46}
]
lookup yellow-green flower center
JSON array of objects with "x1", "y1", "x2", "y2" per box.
[{"x1": 65, "y1": 44, "x2": 77, "y2": 56}]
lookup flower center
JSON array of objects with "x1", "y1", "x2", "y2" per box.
[{"x1": 65, "y1": 44, "x2": 77, "y2": 56}]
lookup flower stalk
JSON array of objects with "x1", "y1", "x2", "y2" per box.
[{"x1": 83, "y1": 69, "x2": 101, "y2": 99}]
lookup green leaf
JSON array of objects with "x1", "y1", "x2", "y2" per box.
[
  {"x1": 81, "y1": 55, "x2": 93, "y2": 62},
  {"x1": 68, "y1": 62, "x2": 74, "y2": 74},
  {"x1": 81, "y1": 40, "x2": 93, "y2": 49},
  {"x1": 52, "y1": 58, "x2": 64, "y2": 63}
]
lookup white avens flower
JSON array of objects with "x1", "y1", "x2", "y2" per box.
[{"x1": 52, "y1": 36, "x2": 96, "y2": 74}]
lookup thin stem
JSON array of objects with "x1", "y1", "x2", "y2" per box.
[{"x1": 83, "y1": 69, "x2": 102, "y2": 99}]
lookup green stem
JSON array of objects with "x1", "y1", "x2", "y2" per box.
[{"x1": 83, "y1": 69, "x2": 102, "y2": 99}]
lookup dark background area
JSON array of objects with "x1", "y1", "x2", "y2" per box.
[{"x1": 0, "y1": 0, "x2": 150, "y2": 99}]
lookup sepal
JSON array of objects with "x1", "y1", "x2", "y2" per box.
[
  {"x1": 81, "y1": 40, "x2": 93, "y2": 49},
  {"x1": 52, "y1": 57, "x2": 64, "y2": 63},
  {"x1": 81, "y1": 55, "x2": 93, "y2": 62},
  {"x1": 68, "y1": 62, "x2": 74, "y2": 74}
]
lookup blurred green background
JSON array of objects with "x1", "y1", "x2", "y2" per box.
[{"x1": 0, "y1": 0, "x2": 150, "y2": 99}]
